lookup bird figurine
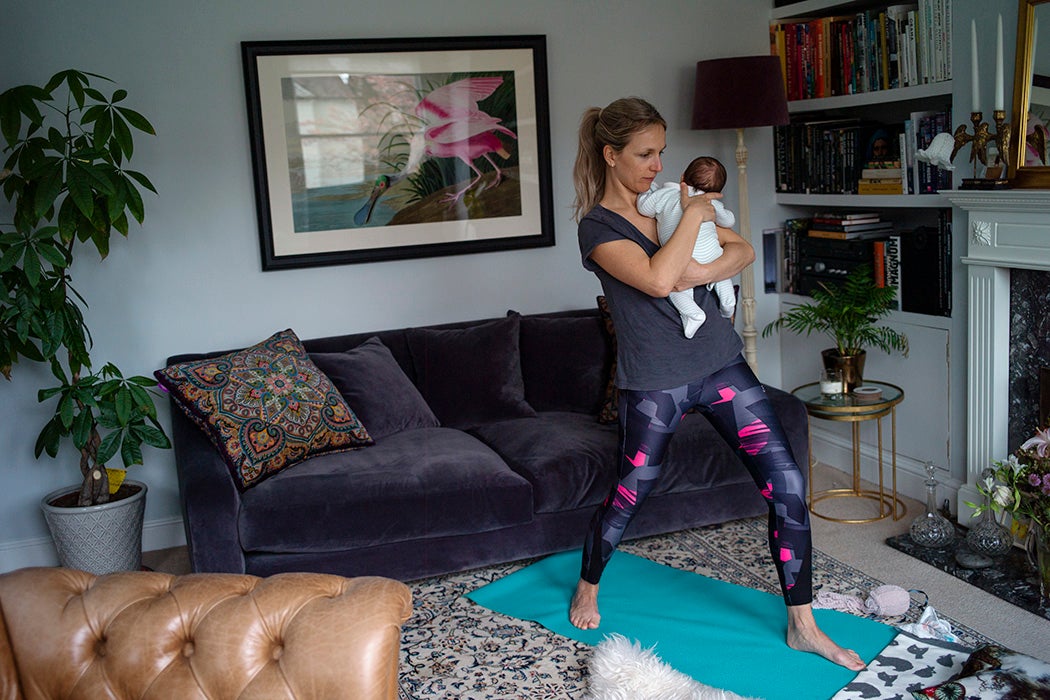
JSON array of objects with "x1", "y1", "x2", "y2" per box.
[
  {"x1": 355, "y1": 76, "x2": 517, "y2": 225},
  {"x1": 950, "y1": 123, "x2": 971, "y2": 163}
]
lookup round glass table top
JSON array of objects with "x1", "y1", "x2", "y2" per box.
[{"x1": 791, "y1": 380, "x2": 904, "y2": 415}]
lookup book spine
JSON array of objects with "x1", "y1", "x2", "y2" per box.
[
  {"x1": 873, "y1": 239, "x2": 887, "y2": 287},
  {"x1": 808, "y1": 229, "x2": 856, "y2": 239},
  {"x1": 763, "y1": 228, "x2": 781, "y2": 294},
  {"x1": 885, "y1": 234, "x2": 901, "y2": 309}
]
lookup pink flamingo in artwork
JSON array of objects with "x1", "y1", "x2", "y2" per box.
[{"x1": 354, "y1": 76, "x2": 517, "y2": 225}]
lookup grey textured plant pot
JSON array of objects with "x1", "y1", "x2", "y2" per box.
[{"x1": 40, "y1": 480, "x2": 147, "y2": 574}]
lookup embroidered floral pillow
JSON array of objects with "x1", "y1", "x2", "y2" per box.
[{"x1": 156, "y1": 329, "x2": 373, "y2": 490}]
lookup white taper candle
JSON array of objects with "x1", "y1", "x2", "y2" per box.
[
  {"x1": 995, "y1": 14, "x2": 1004, "y2": 111},
  {"x1": 972, "y1": 20, "x2": 981, "y2": 112}
]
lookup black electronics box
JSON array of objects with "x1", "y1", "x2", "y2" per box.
[{"x1": 798, "y1": 236, "x2": 875, "y2": 295}]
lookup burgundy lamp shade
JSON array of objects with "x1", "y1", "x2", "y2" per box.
[{"x1": 691, "y1": 55, "x2": 789, "y2": 130}]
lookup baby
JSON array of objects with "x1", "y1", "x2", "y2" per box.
[{"x1": 637, "y1": 156, "x2": 736, "y2": 338}]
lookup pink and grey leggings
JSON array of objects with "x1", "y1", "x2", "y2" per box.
[{"x1": 580, "y1": 356, "x2": 813, "y2": 606}]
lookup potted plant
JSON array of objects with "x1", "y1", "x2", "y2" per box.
[
  {"x1": 0, "y1": 69, "x2": 170, "y2": 573},
  {"x1": 761, "y1": 263, "x2": 908, "y2": 391}
]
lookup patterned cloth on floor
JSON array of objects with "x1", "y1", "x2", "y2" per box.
[{"x1": 831, "y1": 629, "x2": 972, "y2": 699}]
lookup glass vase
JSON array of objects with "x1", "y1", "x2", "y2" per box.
[
  {"x1": 1027, "y1": 522, "x2": 1050, "y2": 609},
  {"x1": 909, "y1": 462, "x2": 955, "y2": 548},
  {"x1": 965, "y1": 488, "x2": 1013, "y2": 558}
]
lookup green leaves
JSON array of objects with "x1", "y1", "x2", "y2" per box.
[
  {"x1": 1, "y1": 69, "x2": 168, "y2": 505},
  {"x1": 34, "y1": 363, "x2": 171, "y2": 469},
  {"x1": 762, "y1": 264, "x2": 909, "y2": 358}
]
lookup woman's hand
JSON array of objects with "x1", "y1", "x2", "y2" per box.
[
  {"x1": 672, "y1": 225, "x2": 755, "y2": 290},
  {"x1": 679, "y1": 182, "x2": 721, "y2": 222}
]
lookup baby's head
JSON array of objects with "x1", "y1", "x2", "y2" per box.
[{"x1": 682, "y1": 156, "x2": 727, "y2": 193}]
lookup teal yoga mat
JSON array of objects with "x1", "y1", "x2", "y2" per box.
[{"x1": 466, "y1": 550, "x2": 895, "y2": 700}]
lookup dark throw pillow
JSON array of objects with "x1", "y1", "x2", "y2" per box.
[
  {"x1": 310, "y1": 337, "x2": 439, "y2": 439},
  {"x1": 516, "y1": 311, "x2": 608, "y2": 414},
  {"x1": 406, "y1": 314, "x2": 536, "y2": 429},
  {"x1": 155, "y1": 329, "x2": 373, "y2": 490}
]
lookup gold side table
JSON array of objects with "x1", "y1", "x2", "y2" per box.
[{"x1": 792, "y1": 381, "x2": 907, "y2": 524}]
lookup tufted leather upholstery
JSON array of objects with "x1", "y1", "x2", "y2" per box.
[{"x1": 0, "y1": 567, "x2": 412, "y2": 700}]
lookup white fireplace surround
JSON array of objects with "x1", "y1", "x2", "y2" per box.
[{"x1": 942, "y1": 189, "x2": 1050, "y2": 522}]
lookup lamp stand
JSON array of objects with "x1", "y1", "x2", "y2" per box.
[{"x1": 734, "y1": 127, "x2": 758, "y2": 376}]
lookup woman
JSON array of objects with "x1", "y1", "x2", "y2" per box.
[{"x1": 568, "y1": 97, "x2": 865, "y2": 671}]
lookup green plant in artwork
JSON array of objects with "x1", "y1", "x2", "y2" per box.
[{"x1": 0, "y1": 69, "x2": 170, "y2": 506}]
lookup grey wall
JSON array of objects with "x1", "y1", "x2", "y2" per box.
[{"x1": 0, "y1": 0, "x2": 785, "y2": 569}]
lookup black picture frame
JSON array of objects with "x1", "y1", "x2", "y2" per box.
[{"x1": 242, "y1": 35, "x2": 554, "y2": 270}]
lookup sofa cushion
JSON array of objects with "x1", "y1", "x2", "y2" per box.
[
  {"x1": 311, "y1": 337, "x2": 439, "y2": 439},
  {"x1": 470, "y1": 412, "x2": 618, "y2": 513},
  {"x1": 471, "y1": 409, "x2": 788, "y2": 515},
  {"x1": 517, "y1": 311, "x2": 609, "y2": 414},
  {"x1": 156, "y1": 329, "x2": 373, "y2": 490},
  {"x1": 237, "y1": 427, "x2": 533, "y2": 552},
  {"x1": 406, "y1": 314, "x2": 536, "y2": 429}
]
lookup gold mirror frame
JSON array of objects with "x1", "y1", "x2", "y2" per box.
[{"x1": 1009, "y1": 0, "x2": 1050, "y2": 187}]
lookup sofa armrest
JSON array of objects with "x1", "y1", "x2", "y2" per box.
[
  {"x1": 171, "y1": 406, "x2": 246, "y2": 573},
  {"x1": 0, "y1": 568, "x2": 412, "y2": 700}
]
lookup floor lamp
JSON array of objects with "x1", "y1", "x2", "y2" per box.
[{"x1": 692, "y1": 55, "x2": 789, "y2": 376}]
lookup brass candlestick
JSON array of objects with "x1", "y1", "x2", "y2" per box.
[
  {"x1": 987, "y1": 109, "x2": 1011, "y2": 179},
  {"x1": 953, "y1": 111, "x2": 1011, "y2": 189}
]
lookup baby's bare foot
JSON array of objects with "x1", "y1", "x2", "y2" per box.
[
  {"x1": 569, "y1": 579, "x2": 600, "y2": 629},
  {"x1": 787, "y1": 606, "x2": 866, "y2": 671}
]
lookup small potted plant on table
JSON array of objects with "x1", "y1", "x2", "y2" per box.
[{"x1": 761, "y1": 263, "x2": 908, "y2": 391}]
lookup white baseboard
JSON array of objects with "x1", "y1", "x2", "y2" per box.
[
  {"x1": 0, "y1": 516, "x2": 186, "y2": 574},
  {"x1": 810, "y1": 427, "x2": 963, "y2": 518}
]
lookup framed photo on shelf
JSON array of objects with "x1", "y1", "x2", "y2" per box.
[{"x1": 242, "y1": 35, "x2": 553, "y2": 270}]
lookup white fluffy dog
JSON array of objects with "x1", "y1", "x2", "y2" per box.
[{"x1": 586, "y1": 634, "x2": 761, "y2": 700}]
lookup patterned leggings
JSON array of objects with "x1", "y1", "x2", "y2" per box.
[{"x1": 580, "y1": 356, "x2": 813, "y2": 606}]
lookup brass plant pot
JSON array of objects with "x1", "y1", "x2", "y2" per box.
[{"x1": 821, "y1": 348, "x2": 866, "y2": 393}]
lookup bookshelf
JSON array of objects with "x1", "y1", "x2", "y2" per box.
[{"x1": 767, "y1": 0, "x2": 964, "y2": 509}]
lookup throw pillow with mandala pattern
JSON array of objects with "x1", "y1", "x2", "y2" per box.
[{"x1": 156, "y1": 329, "x2": 373, "y2": 490}]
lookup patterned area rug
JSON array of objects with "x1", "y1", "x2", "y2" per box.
[{"x1": 398, "y1": 517, "x2": 993, "y2": 699}]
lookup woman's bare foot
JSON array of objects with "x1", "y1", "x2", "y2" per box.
[
  {"x1": 569, "y1": 579, "x2": 600, "y2": 629},
  {"x1": 786, "y1": 604, "x2": 866, "y2": 671}
]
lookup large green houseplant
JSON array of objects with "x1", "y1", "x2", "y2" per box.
[
  {"x1": 762, "y1": 264, "x2": 909, "y2": 389},
  {"x1": 0, "y1": 70, "x2": 170, "y2": 569}
]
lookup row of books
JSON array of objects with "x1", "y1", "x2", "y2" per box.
[
  {"x1": 856, "y1": 161, "x2": 907, "y2": 194},
  {"x1": 875, "y1": 210, "x2": 952, "y2": 315},
  {"x1": 763, "y1": 210, "x2": 952, "y2": 316},
  {"x1": 773, "y1": 111, "x2": 951, "y2": 194},
  {"x1": 902, "y1": 108, "x2": 953, "y2": 194},
  {"x1": 808, "y1": 211, "x2": 895, "y2": 239},
  {"x1": 769, "y1": 0, "x2": 952, "y2": 101}
]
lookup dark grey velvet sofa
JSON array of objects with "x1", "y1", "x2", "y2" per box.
[{"x1": 166, "y1": 307, "x2": 809, "y2": 581}]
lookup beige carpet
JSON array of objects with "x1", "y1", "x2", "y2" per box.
[{"x1": 143, "y1": 461, "x2": 1050, "y2": 661}]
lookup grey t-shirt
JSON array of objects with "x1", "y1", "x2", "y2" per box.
[{"x1": 578, "y1": 205, "x2": 743, "y2": 391}]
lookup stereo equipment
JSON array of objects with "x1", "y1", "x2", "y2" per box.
[{"x1": 797, "y1": 235, "x2": 877, "y2": 296}]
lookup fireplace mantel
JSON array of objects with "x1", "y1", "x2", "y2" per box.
[{"x1": 942, "y1": 189, "x2": 1050, "y2": 521}]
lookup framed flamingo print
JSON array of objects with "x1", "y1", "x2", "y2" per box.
[{"x1": 242, "y1": 35, "x2": 553, "y2": 270}]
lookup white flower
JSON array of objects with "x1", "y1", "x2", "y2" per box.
[
  {"x1": 991, "y1": 484, "x2": 1014, "y2": 508},
  {"x1": 1003, "y1": 454, "x2": 1023, "y2": 474},
  {"x1": 981, "y1": 476, "x2": 996, "y2": 492}
]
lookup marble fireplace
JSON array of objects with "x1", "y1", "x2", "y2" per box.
[{"x1": 943, "y1": 189, "x2": 1050, "y2": 522}]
